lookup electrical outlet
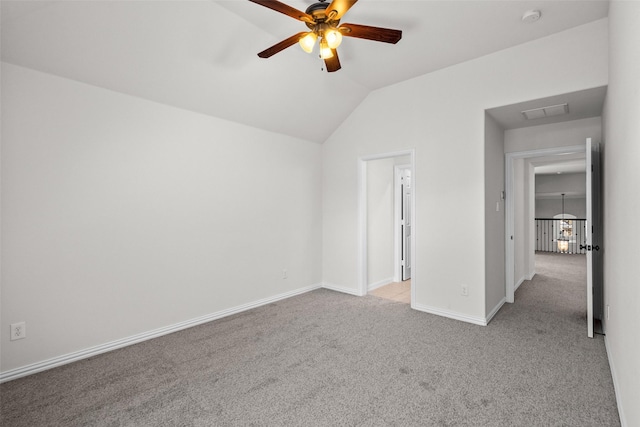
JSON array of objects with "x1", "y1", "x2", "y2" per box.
[
  {"x1": 461, "y1": 284, "x2": 468, "y2": 297},
  {"x1": 606, "y1": 305, "x2": 610, "y2": 320},
  {"x1": 10, "y1": 322, "x2": 26, "y2": 341},
  {"x1": 282, "y1": 269, "x2": 287, "y2": 279}
]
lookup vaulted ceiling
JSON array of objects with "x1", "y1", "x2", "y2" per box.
[{"x1": 1, "y1": 1, "x2": 609, "y2": 143}]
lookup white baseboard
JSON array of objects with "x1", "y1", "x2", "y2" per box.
[
  {"x1": 322, "y1": 282, "x2": 363, "y2": 296},
  {"x1": 412, "y1": 302, "x2": 487, "y2": 326},
  {"x1": 485, "y1": 297, "x2": 507, "y2": 325},
  {"x1": 0, "y1": 283, "x2": 322, "y2": 384},
  {"x1": 514, "y1": 275, "x2": 526, "y2": 291},
  {"x1": 526, "y1": 271, "x2": 536, "y2": 281},
  {"x1": 368, "y1": 277, "x2": 394, "y2": 292},
  {"x1": 604, "y1": 336, "x2": 628, "y2": 427}
]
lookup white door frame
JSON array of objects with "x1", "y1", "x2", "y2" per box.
[
  {"x1": 358, "y1": 149, "x2": 416, "y2": 305},
  {"x1": 586, "y1": 137, "x2": 601, "y2": 338},
  {"x1": 394, "y1": 164, "x2": 412, "y2": 283},
  {"x1": 504, "y1": 144, "x2": 585, "y2": 303}
]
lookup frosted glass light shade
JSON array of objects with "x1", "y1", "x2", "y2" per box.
[
  {"x1": 325, "y1": 28, "x2": 342, "y2": 49},
  {"x1": 319, "y1": 39, "x2": 333, "y2": 59},
  {"x1": 299, "y1": 32, "x2": 317, "y2": 53}
]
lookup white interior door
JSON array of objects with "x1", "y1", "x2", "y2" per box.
[
  {"x1": 585, "y1": 138, "x2": 602, "y2": 338},
  {"x1": 402, "y1": 169, "x2": 412, "y2": 281}
]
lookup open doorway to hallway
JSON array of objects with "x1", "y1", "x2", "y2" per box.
[
  {"x1": 504, "y1": 141, "x2": 603, "y2": 338},
  {"x1": 485, "y1": 86, "x2": 606, "y2": 337},
  {"x1": 531, "y1": 164, "x2": 606, "y2": 334},
  {"x1": 368, "y1": 160, "x2": 412, "y2": 305},
  {"x1": 359, "y1": 151, "x2": 414, "y2": 305}
]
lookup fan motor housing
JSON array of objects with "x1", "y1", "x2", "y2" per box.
[
  {"x1": 305, "y1": 2, "x2": 328, "y2": 15},
  {"x1": 304, "y1": 2, "x2": 339, "y2": 29}
]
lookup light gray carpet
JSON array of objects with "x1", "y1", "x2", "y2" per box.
[{"x1": 1, "y1": 253, "x2": 620, "y2": 426}]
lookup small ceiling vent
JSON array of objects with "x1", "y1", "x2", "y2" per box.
[{"x1": 521, "y1": 103, "x2": 569, "y2": 120}]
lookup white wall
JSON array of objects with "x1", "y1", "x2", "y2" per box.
[
  {"x1": 1, "y1": 63, "x2": 322, "y2": 373},
  {"x1": 535, "y1": 173, "x2": 587, "y2": 218},
  {"x1": 603, "y1": 2, "x2": 640, "y2": 425},
  {"x1": 367, "y1": 158, "x2": 395, "y2": 288},
  {"x1": 484, "y1": 113, "x2": 505, "y2": 314},
  {"x1": 505, "y1": 117, "x2": 602, "y2": 153},
  {"x1": 536, "y1": 173, "x2": 587, "y2": 196},
  {"x1": 323, "y1": 19, "x2": 608, "y2": 323},
  {"x1": 535, "y1": 197, "x2": 586, "y2": 219}
]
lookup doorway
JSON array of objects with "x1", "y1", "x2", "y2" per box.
[
  {"x1": 505, "y1": 142, "x2": 602, "y2": 337},
  {"x1": 358, "y1": 150, "x2": 415, "y2": 306},
  {"x1": 505, "y1": 144, "x2": 585, "y2": 301}
]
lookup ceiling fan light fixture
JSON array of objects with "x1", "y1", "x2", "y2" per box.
[
  {"x1": 319, "y1": 38, "x2": 334, "y2": 59},
  {"x1": 249, "y1": 0, "x2": 403, "y2": 72},
  {"x1": 299, "y1": 31, "x2": 317, "y2": 53},
  {"x1": 325, "y1": 27, "x2": 343, "y2": 49}
]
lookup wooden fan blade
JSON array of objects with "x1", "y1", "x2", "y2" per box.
[
  {"x1": 325, "y1": 0, "x2": 358, "y2": 20},
  {"x1": 257, "y1": 32, "x2": 307, "y2": 58},
  {"x1": 339, "y1": 23, "x2": 402, "y2": 44},
  {"x1": 248, "y1": 0, "x2": 314, "y2": 23},
  {"x1": 324, "y1": 49, "x2": 341, "y2": 72}
]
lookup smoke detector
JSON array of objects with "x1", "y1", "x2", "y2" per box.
[{"x1": 522, "y1": 10, "x2": 541, "y2": 23}]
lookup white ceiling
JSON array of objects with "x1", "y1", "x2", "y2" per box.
[
  {"x1": 533, "y1": 152, "x2": 586, "y2": 177},
  {"x1": 0, "y1": 0, "x2": 610, "y2": 143},
  {"x1": 534, "y1": 158, "x2": 586, "y2": 175}
]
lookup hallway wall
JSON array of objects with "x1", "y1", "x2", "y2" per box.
[
  {"x1": 535, "y1": 197, "x2": 586, "y2": 219},
  {"x1": 367, "y1": 158, "x2": 396, "y2": 287},
  {"x1": 602, "y1": 2, "x2": 640, "y2": 425},
  {"x1": 484, "y1": 113, "x2": 505, "y2": 314}
]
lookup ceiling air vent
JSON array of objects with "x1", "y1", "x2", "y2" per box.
[{"x1": 521, "y1": 103, "x2": 569, "y2": 120}]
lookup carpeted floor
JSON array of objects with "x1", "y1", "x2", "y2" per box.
[{"x1": 0, "y1": 253, "x2": 620, "y2": 426}]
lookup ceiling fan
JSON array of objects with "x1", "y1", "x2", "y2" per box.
[{"x1": 248, "y1": 0, "x2": 402, "y2": 72}]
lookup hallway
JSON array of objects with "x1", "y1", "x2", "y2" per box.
[
  {"x1": 517, "y1": 252, "x2": 587, "y2": 329},
  {"x1": 370, "y1": 280, "x2": 411, "y2": 304}
]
